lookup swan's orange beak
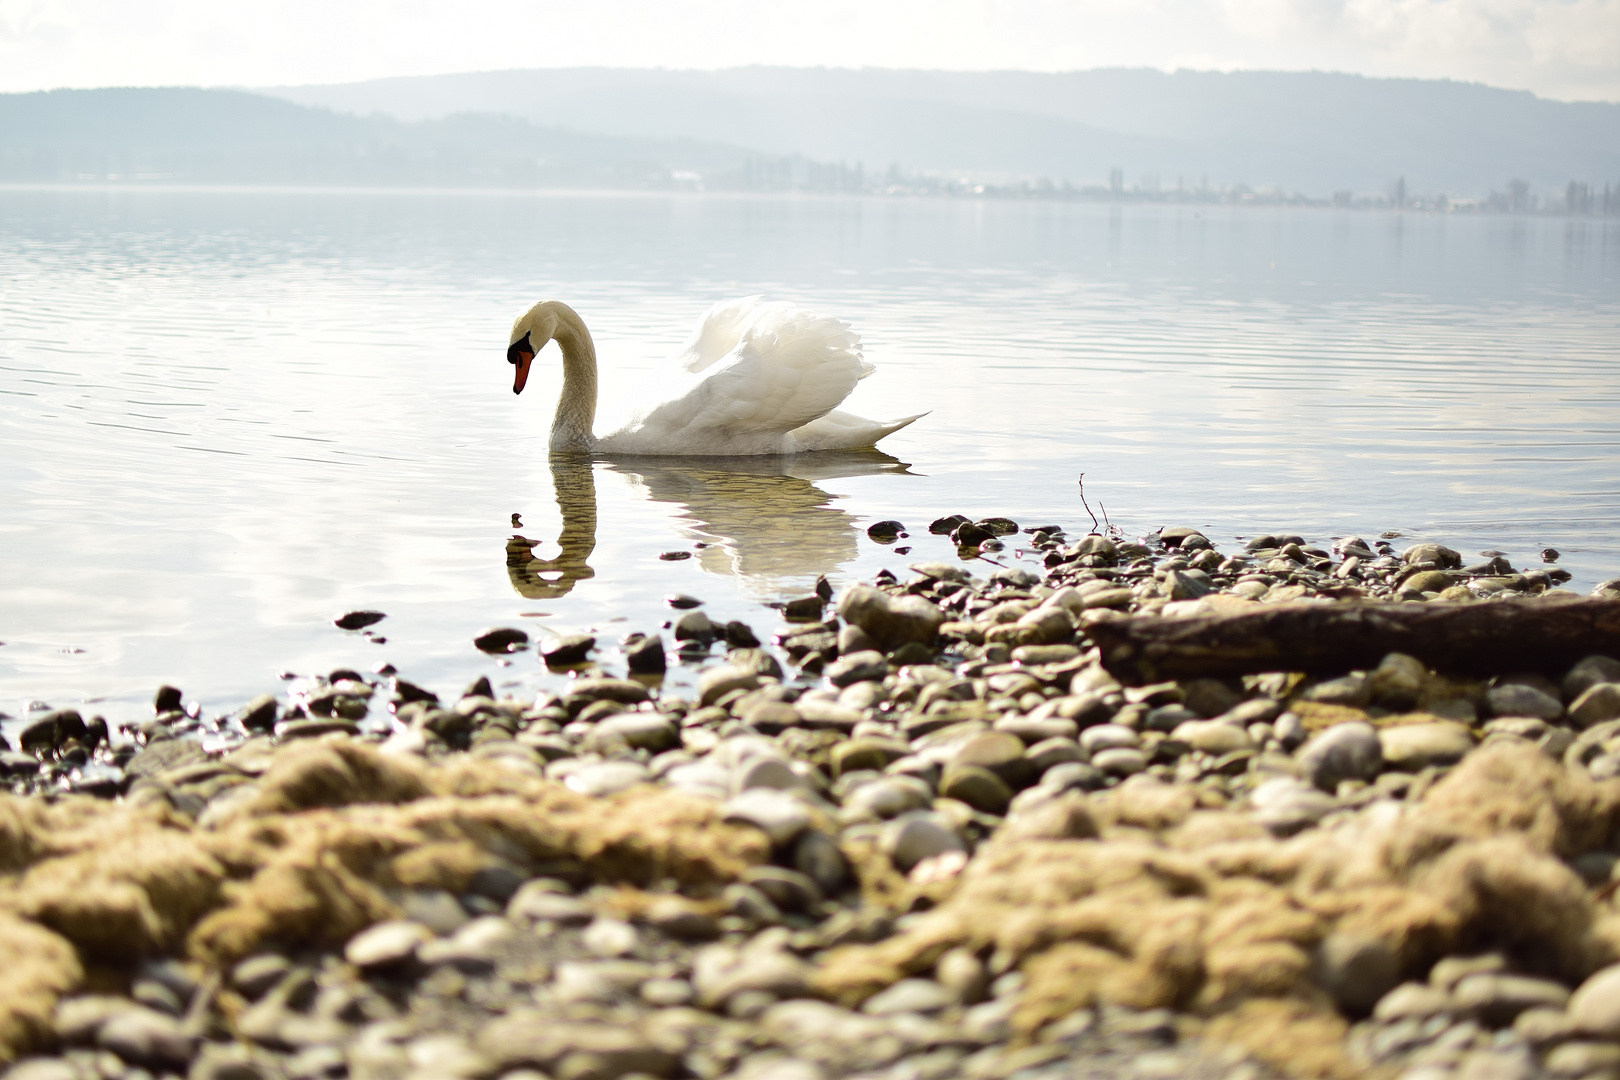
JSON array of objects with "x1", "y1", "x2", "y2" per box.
[{"x1": 512, "y1": 349, "x2": 535, "y2": 394}]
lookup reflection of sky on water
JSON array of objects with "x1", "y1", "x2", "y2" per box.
[{"x1": 1, "y1": 189, "x2": 1616, "y2": 726}]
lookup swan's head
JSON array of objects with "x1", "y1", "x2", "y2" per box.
[{"x1": 507, "y1": 304, "x2": 559, "y2": 395}]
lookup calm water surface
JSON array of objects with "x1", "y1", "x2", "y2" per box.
[{"x1": 2, "y1": 188, "x2": 1617, "y2": 727}]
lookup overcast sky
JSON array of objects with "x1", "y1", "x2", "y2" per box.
[{"x1": 1, "y1": 0, "x2": 1616, "y2": 102}]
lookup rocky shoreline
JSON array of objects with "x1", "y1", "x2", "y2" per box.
[{"x1": 5, "y1": 516, "x2": 1620, "y2": 1080}]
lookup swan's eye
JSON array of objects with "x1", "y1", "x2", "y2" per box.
[{"x1": 507, "y1": 331, "x2": 533, "y2": 365}]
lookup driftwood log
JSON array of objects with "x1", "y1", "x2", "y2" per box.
[{"x1": 1086, "y1": 598, "x2": 1620, "y2": 685}]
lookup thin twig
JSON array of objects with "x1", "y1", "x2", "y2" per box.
[{"x1": 1078, "y1": 475, "x2": 1100, "y2": 532}]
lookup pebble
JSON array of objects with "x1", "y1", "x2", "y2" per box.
[
  {"x1": 1568, "y1": 682, "x2": 1620, "y2": 728},
  {"x1": 885, "y1": 814, "x2": 966, "y2": 872},
  {"x1": 1568, "y1": 963, "x2": 1620, "y2": 1036},
  {"x1": 473, "y1": 627, "x2": 529, "y2": 653},
  {"x1": 939, "y1": 764, "x2": 1013, "y2": 813},
  {"x1": 862, "y1": 978, "x2": 956, "y2": 1015},
  {"x1": 724, "y1": 788, "x2": 812, "y2": 844},
  {"x1": 1090, "y1": 747, "x2": 1147, "y2": 777},
  {"x1": 542, "y1": 633, "x2": 595, "y2": 666},
  {"x1": 1452, "y1": 973, "x2": 1569, "y2": 1025},
  {"x1": 1485, "y1": 683, "x2": 1563, "y2": 721},
  {"x1": 345, "y1": 920, "x2": 434, "y2": 968},
  {"x1": 1379, "y1": 722, "x2": 1475, "y2": 770},
  {"x1": 1298, "y1": 721, "x2": 1384, "y2": 791},
  {"x1": 333, "y1": 609, "x2": 386, "y2": 630}
]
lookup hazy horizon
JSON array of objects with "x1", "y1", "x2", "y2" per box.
[{"x1": 3, "y1": 0, "x2": 1616, "y2": 103}]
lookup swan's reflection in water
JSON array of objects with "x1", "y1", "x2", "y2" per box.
[
  {"x1": 506, "y1": 452, "x2": 912, "y2": 601},
  {"x1": 505, "y1": 458, "x2": 597, "y2": 600}
]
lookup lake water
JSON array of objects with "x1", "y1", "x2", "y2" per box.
[{"x1": 2, "y1": 187, "x2": 1618, "y2": 729}]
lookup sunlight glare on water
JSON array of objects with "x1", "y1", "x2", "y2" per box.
[{"x1": 1, "y1": 188, "x2": 1617, "y2": 727}]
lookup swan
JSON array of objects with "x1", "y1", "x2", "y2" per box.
[{"x1": 506, "y1": 297, "x2": 925, "y2": 455}]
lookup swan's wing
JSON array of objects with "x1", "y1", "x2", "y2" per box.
[
  {"x1": 673, "y1": 295, "x2": 770, "y2": 374},
  {"x1": 629, "y1": 307, "x2": 871, "y2": 443}
]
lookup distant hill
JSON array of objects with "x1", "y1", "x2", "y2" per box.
[
  {"x1": 264, "y1": 67, "x2": 1620, "y2": 196},
  {"x1": 0, "y1": 87, "x2": 755, "y2": 187}
]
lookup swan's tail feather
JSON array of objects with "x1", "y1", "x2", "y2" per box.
[{"x1": 789, "y1": 410, "x2": 929, "y2": 451}]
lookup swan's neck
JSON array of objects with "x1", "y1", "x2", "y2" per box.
[{"x1": 543, "y1": 302, "x2": 598, "y2": 453}]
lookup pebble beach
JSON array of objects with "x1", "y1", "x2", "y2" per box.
[{"x1": 6, "y1": 513, "x2": 1620, "y2": 1080}]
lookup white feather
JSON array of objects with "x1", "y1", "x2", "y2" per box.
[{"x1": 593, "y1": 299, "x2": 920, "y2": 455}]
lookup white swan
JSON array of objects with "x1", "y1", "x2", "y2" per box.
[{"x1": 506, "y1": 297, "x2": 925, "y2": 455}]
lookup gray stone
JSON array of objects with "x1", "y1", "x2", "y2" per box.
[
  {"x1": 1369, "y1": 653, "x2": 1430, "y2": 710},
  {"x1": 1402, "y1": 543, "x2": 1462, "y2": 568},
  {"x1": 4, "y1": 1061, "x2": 80, "y2": 1080},
  {"x1": 640, "y1": 978, "x2": 696, "y2": 1007},
  {"x1": 1302, "y1": 674, "x2": 1372, "y2": 708},
  {"x1": 507, "y1": 883, "x2": 592, "y2": 926},
  {"x1": 760, "y1": 1000, "x2": 911, "y2": 1072},
  {"x1": 1485, "y1": 683, "x2": 1563, "y2": 721},
  {"x1": 1298, "y1": 721, "x2": 1383, "y2": 791},
  {"x1": 885, "y1": 815, "x2": 966, "y2": 873},
  {"x1": 1567, "y1": 656, "x2": 1620, "y2": 702},
  {"x1": 190, "y1": 1042, "x2": 274, "y2": 1080},
  {"x1": 1172, "y1": 719, "x2": 1255, "y2": 755},
  {"x1": 54, "y1": 994, "x2": 136, "y2": 1042},
  {"x1": 693, "y1": 942, "x2": 811, "y2": 1008},
  {"x1": 842, "y1": 777, "x2": 932, "y2": 820},
  {"x1": 231, "y1": 954, "x2": 293, "y2": 999},
  {"x1": 826, "y1": 651, "x2": 890, "y2": 688},
  {"x1": 1090, "y1": 747, "x2": 1147, "y2": 777},
  {"x1": 743, "y1": 866, "x2": 824, "y2": 913},
  {"x1": 1544, "y1": 1041, "x2": 1620, "y2": 1077},
  {"x1": 1315, "y1": 932, "x2": 1400, "y2": 1013},
  {"x1": 1379, "y1": 722, "x2": 1475, "y2": 771},
  {"x1": 399, "y1": 888, "x2": 470, "y2": 934},
  {"x1": 590, "y1": 711, "x2": 678, "y2": 753},
  {"x1": 736, "y1": 755, "x2": 806, "y2": 793},
  {"x1": 1569, "y1": 683, "x2": 1620, "y2": 728},
  {"x1": 1453, "y1": 973, "x2": 1569, "y2": 1025},
  {"x1": 1568, "y1": 963, "x2": 1620, "y2": 1037},
  {"x1": 417, "y1": 915, "x2": 515, "y2": 970},
  {"x1": 673, "y1": 609, "x2": 717, "y2": 641},
  {"x1": 951, "y1": 731, "x2": 1031, "y2": 786},
  {"x1": 476, "y1": 1013, "x2": 677, "y2": 1077},
  {"x1": 793, "y1": 835, "x2": 855, "y2": 900},
  {"x1": 862, "y1": 978, "x2": 956, "y2": 1015},
  {"x1": 723, "y1": 789, "x2": 812, "y2": 845},
  {"x1": 837, "y1": 586, "x2": 945, "y2": 650},
  {"x1": 939, "y1": 764, "x2": 1013, "y2": 814},
  {"x1": 96, "y1": 1006, "x2": 195, "y2": 1068},
  {"x1": 1026, "y1": 737, "x2": 1086, "y2": 773},
  {"x1": 698, "y1": 664, "x2": 761, "y2": 706},
  {"x1": 1080, "y1": 724, "x2": 1140, "y2": 755},
  {"x1": 1432, "y1": 954, "x2": 1506, "y2": 991},
  {"x1": 1249, "y1": 776, "x2": 1336, "y2": 835},
  {"x1": 345, "y1": 920, "x2": 433, "y2": 968},
  {"x1": 582, "y1": 917, "x2": 639, "y2": 957},
  {"x1": 1374, "y1": 982, "x2": 1456, "y2": 1021},
  {"x1": 561, "y1": 760, "x2": 649, "y2": 796}
]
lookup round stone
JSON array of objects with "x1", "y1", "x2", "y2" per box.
[
  {"x1": 1171, "y1": 719, "x2": 1255, "y2": 755},
  {"x1": 723, "y1": 789, "x2": 812, "y2": 845},
  {"x1": 885, "y1": 815, "x2": 966, "y2": 873},
  {"x1": 952, "y1": 731, "x2": 1031, "y2": 786},
  {"x1": 861, "y1": 978, "x2": 955, "y2": 1015},
  {"x1": 1485, "y1": 683, "x2": 1563, "y2": 721},
  {"x1": 1297, "y1": 721, "x2": 1383, "y2": 792},
  {"x1": 1378, "y1": 722, "x2": 1475, "y2": 771},
  {"x1": 1080, "y1": 724, "x2": 1140, "y2": 755},
  {"x1": 582, "y1": 918, "x2": 638, "y2": 957},
  {"x1": 1568, "y1": 963, "x2": 1620, "y2": 1037},
  {"x1": 939, "y1": 765, "x2": 1013, "y2": 815},
  {"x1": 345, "y1": 920, "x2": 433, "y2": 968},
  {"x1": 1090, "y1": 747, "x2": 1147, "y2": 777}
]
